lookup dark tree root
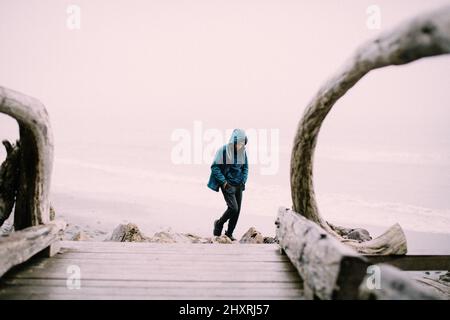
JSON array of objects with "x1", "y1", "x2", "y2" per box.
[{"x1": 0, "y1": 140, "x2": 21, "y2": 227}]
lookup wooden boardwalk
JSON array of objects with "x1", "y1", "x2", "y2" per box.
[{"x1": 0, "y1": 241, "x2": 304, "y2": 300}]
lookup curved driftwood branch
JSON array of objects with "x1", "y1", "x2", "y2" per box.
[
  {"x1": 0, "y1": 86, "x2": 54, "y2": 229},
  {"x1": 291, "y1": 6, "x2": 450, "y2": 254}
]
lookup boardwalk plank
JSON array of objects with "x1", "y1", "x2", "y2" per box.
[
  {"x1": 0, "y1": 241, "x2": 304, "y2": 299},
  {"x1": 0, "y1": 292, "x2": 303, "y2": 300},
  {"x1": 1, "y1": 278, "x2": 302, "y2": 289},
  {"x1": 7, "y1": 259, "x2": 295, "y2": 272},
  {"x1": 52, "y1": 252, "x2": 290, "y2": 262},
  {"x1": 0, "y1": 285, "x2": 303, "y2": 298}
]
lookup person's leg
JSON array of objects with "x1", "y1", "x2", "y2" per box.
[
  {"x1": 225, "y1": 185, "x2": 243, "y2": 237},
  {"x1": 214, "y1": 185, "x2": 238, "y2": 236},
  {"x1": 236, "y1": 185, "x2": 243, "y2": 213}
]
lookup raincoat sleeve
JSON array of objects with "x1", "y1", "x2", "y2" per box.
[
  {"x1": 242, "y1": 152, "x2": 248, "y2": 184},
  {"x1": 211, "y1": 148, "x2": 226, "y2": 185}
]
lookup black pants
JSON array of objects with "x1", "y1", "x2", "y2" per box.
[{"x1": 217, "y1": 184, "x2": 243, "y2": 236}]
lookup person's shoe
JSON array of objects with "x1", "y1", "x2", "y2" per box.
[
  {"x1": 213, "y1": 220, "x2": 223, "y2": 236},
  {"x1": 225, "y1": 232, "x2": 236, "y2": 241}
]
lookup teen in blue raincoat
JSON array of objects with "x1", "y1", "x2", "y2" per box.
[{"x1": 207, "y1": 129, "x2": 248, "y2": 240}]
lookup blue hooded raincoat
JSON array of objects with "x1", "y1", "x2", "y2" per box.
[{"x1": 207, "y1": 129, "x2": 248, "y2": 192}]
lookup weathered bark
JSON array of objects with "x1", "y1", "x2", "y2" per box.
[
  {"x1": 0, "y1": 86, "x2": 54, "y2": 229},
  {"x1": 358, "y1": 264, "x2": 442, "y2": 300},
  {"x1": 276, "y1": 207, "x2": 370, "y2": 299},
  {"x1": 0, "y1": 140, "x2": 20, "y2": 227},
  {"x1": 365, "y1": 255, "x2": 450, "y2": 271},
  {"x1": 0, "y1": 219, "x2": 66, "y2": 277},
  {"x1": 290, "y1": 6, "x2": 450, "y2": 254},
  {"x1": 414, "y1": 275, "x2": 450, "y2": 299}
]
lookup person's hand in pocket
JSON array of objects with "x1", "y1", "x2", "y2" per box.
[{"x1": 224, "y1": 182, "x2": 235, "y2": 193}]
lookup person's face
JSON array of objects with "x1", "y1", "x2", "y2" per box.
[{"x1": 236, "y1": 142, "x2": 245, "y2": 151}]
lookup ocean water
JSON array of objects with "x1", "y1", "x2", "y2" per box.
[{"x1": 45, "y1": 140, "x2": 450, "y2": 237}]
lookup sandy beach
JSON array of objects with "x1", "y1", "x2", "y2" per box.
[
  {"x1": 51, "y1": 190, "x2": 280, "y2": 241},
  {"x1": 51, "y1": 190, "x2": 450, "y2": 254},
  {"x1": 45, "y1": 144, "x2": 450, "y2": 252}
]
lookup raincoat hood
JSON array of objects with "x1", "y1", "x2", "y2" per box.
[
  {"x1": 226, "y1": 129, "x2": 247, "y2": 163},
  {"x1": 207, "y1": 128, "x2": 249, "y2": 192},
  {"x1": 228, "y1": 128, "x2": 247, "y2": 145}
]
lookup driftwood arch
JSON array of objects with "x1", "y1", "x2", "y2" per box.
[
  {"x1": 0, "y1": 86, "x2": 65, "y2": 277},
  {"x1": 0, "y1": 86, "x2": 54, "y2": 228},
  {"x1": 291, "y1": 6, "x2": 450, "y2": 254}
]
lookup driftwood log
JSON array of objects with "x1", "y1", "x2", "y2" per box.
[
  {"x1": 365, "y1": 254, "x2": 450, "y2": 271},
  {"x1": 414, "y1": 276, "x2": 450, "y2": 299},
  {"x1": 358, "y1": 264, "x2": 442, "y2": 300},
  {"x1": 290, "y1": 6, "x2": 450, "y2": 254},
  {"x1": 277, "y1": 207, "x2": 445, "y2": 300},
  {"x1": 0, "y1": 219, "x2": 66, "y2": 277},
  {"x1": 0, "y1": 140, "x2": 20, "y2": 226},
  {"x1": 0, "y1": 86, "x2": 63, "y2": 278},
  {"x1": 276, "y1": 207, "x2": 370, "y2": 299},
  {"x1": 0, "y1": 86, "x2": 54, "y2": 229}
]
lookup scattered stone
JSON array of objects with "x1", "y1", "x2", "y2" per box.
[
  {"x1": 346, "y1": 228, "x2": 372, "y2": 242},
  {"x1": 105, "y1": 224, "x2": 276, "y2": 244},
  {"x1": 239, "y1": 227, "x2": 264, "y2": 244},
  {"x1": 72, "y1": 231, "x2": 90, "y2": 241},
  {"x1": 148, "y1": 231, "x2": 191, "y2": 243},
  {"x1": 148, "y1": 231, "x2": 178, "y2": 243},
  {"x1": 212, "y1": 235, "x2": 233, "y2": 244},
  {"x1": 183, "y1": 233, "x2": 212, "y2": 244},
  {"x1": 263, "y1": 236, "x2": 278, "y2": 244},
  {"x1": 107, "y1": 223, "x2": 146, "y2": 242},
  {"x1": 439, "y1": 272, "x2": 450, "y2": 283},
  {"x1": 329, "y1": 223, "x2": 373, "y2": 243}
]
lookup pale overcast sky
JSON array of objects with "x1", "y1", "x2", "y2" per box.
[{"x1": 1, "y1": 0, "x2": 449, "y2": 154}]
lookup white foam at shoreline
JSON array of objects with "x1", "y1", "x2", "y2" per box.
[
  {"x1": 317, "y1": 193, "x2": 450, "y2": 234},
  {"x1": 52, "y1": 157, "x2": 450, "y2": 235}
]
